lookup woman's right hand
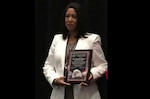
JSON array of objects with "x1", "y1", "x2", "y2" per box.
[{"x1": 54, "y1": 76, "x2": 71, "y2": 86}]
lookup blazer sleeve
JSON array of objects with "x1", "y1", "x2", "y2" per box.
[
  {"x1": 42, "y1": 35, "x2": 60, "y2": 87},
  {"x1": 90, "y1": 34, "x2": 108, "y2": 80}
]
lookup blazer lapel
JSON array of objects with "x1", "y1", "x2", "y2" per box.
[
  {"x1": 60, "y1": 38, "x2": 68, "y2": 71},
  {"x1": 75, "y1": 37, "x2": 84, "y2": 50}
]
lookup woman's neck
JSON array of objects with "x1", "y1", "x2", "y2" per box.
[
  {"x1": 68, "y1": 32, "x2": 78, "y2": 44},
  {"x1": 69, "y1": 31, "x2": 77, "y2": 37}
]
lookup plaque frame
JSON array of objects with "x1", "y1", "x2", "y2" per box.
[{"x1": 65, "y1": 49, "x2": 92, "y2": 84}]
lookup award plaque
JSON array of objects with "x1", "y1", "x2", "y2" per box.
[{"x1": 65, "y1": 49, "x2": 92, "y2": 84}]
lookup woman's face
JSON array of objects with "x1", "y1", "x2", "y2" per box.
[{"x1": 65, "y1": 8, "x2": 77, "y2": 32}]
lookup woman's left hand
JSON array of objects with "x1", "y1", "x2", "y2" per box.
[{"x1": 80, "y1": 73, "x2": 93, "y2": 86}]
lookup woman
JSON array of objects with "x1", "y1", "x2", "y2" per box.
[{"x1": 43, "y1": 2, "x2": 108, "y2": 99}]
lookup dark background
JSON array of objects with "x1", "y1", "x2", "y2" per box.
[
  {"x1": 2, "y1": 0, "x2": 146, "y2": 99},
  {"x1": 35, "y1": 0, "x2": 108, "y2": 99}
]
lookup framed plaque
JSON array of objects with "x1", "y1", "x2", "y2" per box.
[{"x1": 65, "y1": 49, "x2": 92, "y2": 84}]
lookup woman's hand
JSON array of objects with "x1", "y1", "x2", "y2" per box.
[
  {"x1": 80, "y1": 73, "x2": 93, "y2": 86},
  {"x1": 54, "y1": 76, "x2": 71, "y2": 86}
]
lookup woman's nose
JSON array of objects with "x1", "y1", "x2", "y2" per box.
[{"x1": 68, "y1": 16, "x2": 72, "y2": 21}]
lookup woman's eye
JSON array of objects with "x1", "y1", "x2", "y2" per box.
[
  {"x1": 65, "y1": 15, "x2": 69, "y2": 17},
  {"x1": 72, "y1": 16, "x2": 77, "y2": 18}
]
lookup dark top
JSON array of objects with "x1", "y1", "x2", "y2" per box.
[{"x1": 64, "y1": 42, "x2": 77, "y2": 99}]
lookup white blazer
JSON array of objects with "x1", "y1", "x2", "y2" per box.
[{"x1": 43, "y1": 33, "x2": 108, "y2": 99}]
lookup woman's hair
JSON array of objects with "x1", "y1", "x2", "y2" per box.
[{"x1": 60, "y1": 2, "x2": 87, "y2": 39}]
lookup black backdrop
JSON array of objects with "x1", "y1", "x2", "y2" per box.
[{"x1": 35, "y1": 0, "x2": 107, "y2": 99}]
